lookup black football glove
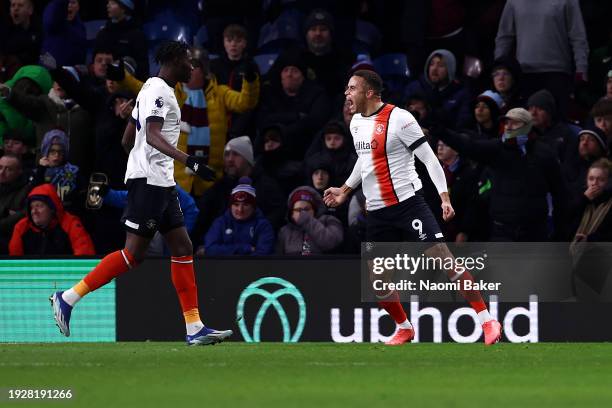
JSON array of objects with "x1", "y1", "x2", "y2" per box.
[
  {"x1": 242, "y1": 60, "x2": 259, "y2": 82},
  {"x1": 186, "y1": 155, "x2": 216, "y2": 181}
]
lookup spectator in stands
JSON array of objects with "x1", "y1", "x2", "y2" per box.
[
  {"x1": 305, "y1": 120, "x2": 357, "y2": 187},
  {"x1": 9, "y1": 183, "x2": 94, "y2": 255},
  {"x1": 489, "y1": 57, "x2": 524, "y2": 113},
  {"x1": 570, "y1": 158, "x2": 612, "y2": 243},
  {"x1": 277, "y1": 186, "x2": 343, "y2": 255},
  {"x1": 471, "y1": 90, "x2": 503, "y2": 140},
  {"x1": 590, "y1": 99, "x2": 612, "y2": 149},
  {"x1": 301, "y1": 8, "x2": 354, "y2": 101},
  {"x1": 194, "y1": 136, "x2": 285, "y2": 246},
  {"x1": 0, "y1": 65, "x2": 53, "y2": 148},
  {"x1": 31, "y1": 129, "x2": 84, "y2": 211},
  {"x1": 435, "y1": 107, "x2": 567, "y2": 241},
  {"x1": 585, "y1": 27, "x2": 612, "y2": 105},
  {"x1": 1, "y1": 129, "x2": 35, "y2": 172},
  {"x1": 257, "y1": 48, "x2": 331, "y2": 159},
  {"x1": 42, "y1": 0, "x2": 86, "y2": 66},
  {"x1": 564, "y1": 125, "x2": 609, "y2": 206},
  {"x1": 436, "y1": 140, "x2": 479, "y2": 242},
  {"x1": 0, "y1": 153, "x2": 32, "y2": 254},
  {"x1": 95, "y1": 0, "x2": 148, "y2": 79},
  {"x1": 94, "y1": 89, "x2": 133, "y2": 187},
  {"x1": 406, "y1": 95, "x2": 433, "y2": 132},
  {"x1": 109, "y1": 46, "x2": 260, "y2": 196},
  {"x1": 495, "y1": 0, "x2": 588, "y2": 117},
  {"x1": 254, "y1": 123, "x2": 304, "y2": 196},
  {"x1": 306, "y1": 155, "x2": 348, "y2": 228},
  {"x1": 201, "y1": 178, "x2": 275, "y2": 256},
  {"x1": 527, "y1": 89, "x2": 576, "y2": 161},
  {"x1": 1, "y1": 68, "x2": 93, "y2": 175},
  {"x1": 404, "y1": 49, "x2": 472, "y2": 129},
  {"x1": 0, "y1": 0, "x2": 42, "y2": 81},
  {"x1": 210, "y1": 23, "x2": 259, "y2": 139}
]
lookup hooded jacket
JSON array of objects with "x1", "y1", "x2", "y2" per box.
[
  {"x1": 277, "y1": 186, "x2": 343, "y2": 255},
  {"x1": 9, "y1": 183, "x2": 95, "y2": 255},
  {"x1": 404, "y1": 50, "x2": 472, "y2": 129},
  {"x1": 0, "y1": 65, "x2": 53, "y2": 146},
  {"x1": 304, "y1": 120, "x2": 357, "y2": 187},
  {"x1": 204, "y1": 208, "x2": 275, "y2": 255}
]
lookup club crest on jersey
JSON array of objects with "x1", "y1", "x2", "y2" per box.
[
  {"x1": 375, "y1": 123, "x2": 385, "y2": 134},
  {"x1": 155, "y1": 97, "x2": 164, "y2": 108}
]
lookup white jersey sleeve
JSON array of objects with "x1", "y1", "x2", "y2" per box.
[
  {"x1": 345, "y1": 156, "x2": 362, "y2": 189},
  {"x1": 394, "y1": 108, "x2": 428, "y2": 151}
]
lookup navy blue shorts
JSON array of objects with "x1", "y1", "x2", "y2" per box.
[
  {"x1": 365, "y1": 193, "x2": 444, "y2": 243},
  {"x1": 121, "y1": 178, "x2": 185, "y2": 238}
]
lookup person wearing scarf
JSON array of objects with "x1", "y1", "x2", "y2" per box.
[{"x1": 435, "y1": 107, "x2": 567, "y2": 241}]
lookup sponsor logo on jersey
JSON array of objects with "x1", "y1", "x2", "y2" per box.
[{"x1": 354, "y1": 140, "x2": 379, "y2": 151}]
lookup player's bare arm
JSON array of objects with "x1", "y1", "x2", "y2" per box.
[
  {"x1": 121, "y1": 120, "x2": 136, "y2": 153},
  {"x1": 145, "y1": 121, "x2": 189, "y2": 163}
]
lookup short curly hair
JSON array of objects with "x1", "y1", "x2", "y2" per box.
[{"x1": 154, "y1": 41, "x2": 190, "y2": 65}]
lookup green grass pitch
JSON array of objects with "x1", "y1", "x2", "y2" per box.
[{"x1": 1, "y1": 343, "x2": 611, "y2": 407}]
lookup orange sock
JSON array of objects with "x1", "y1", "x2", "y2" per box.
[
  {"x1": 455, "y1": 270, "x2": 487, "y2": 313},
  {"x1": 83, "y1": 249, "x2": 135, "y2": 292},
  {"x1": 171, "y1": 255, "x2": 200, "y2": 323},
  {"x1": 377, "y1": 291, "x2": 408, "y2": 324}
]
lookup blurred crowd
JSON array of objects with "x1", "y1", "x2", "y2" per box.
[{"x1": 1, "y1": 0, "x2": 611, "y2": 256}]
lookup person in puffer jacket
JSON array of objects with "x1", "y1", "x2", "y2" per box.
[
  {"x1": 202, "y1": 177, "x2": 275, "y2": 256},
  {"x1": 9, "y1": 183, "x2": 95, "y2": 255},
  {"x1": 277, "y1": 186, "x2": 343, "y2": 255}
]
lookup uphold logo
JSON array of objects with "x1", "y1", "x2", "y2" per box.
[{"x1": 236, "y1": 277, "x2": 306, "y2": 342}]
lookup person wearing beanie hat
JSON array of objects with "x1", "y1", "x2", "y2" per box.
[
  {"x1": 490, "y1": 57, "x2": 525, "y2": 112},
  {"x1": 33, "y1": 128, "x2": 82, "y2": 210},
  {"x1": 298, "y1": 8, "x2": 353, "y2": 99},
  {"x1": 527, "y1": 89, "x2": 576, "y2": 161},
  {"x1": 225, "y1": 136, "x2": 255, "y2": 167},
  {"x1": 472, "y1": 91, "x2": 504, "y2": 139},
  {"x1": 257, "y1": 48, "x2": 331, "y2": 159},
  {"x1": 563, "y1": 124, "x2": 610, "y2": 206},
  {"x1": 95, "y1": 0, "x2": 149, "y2": 80},
  {"x1": 277, "y1": 186, "x2": 343, "y2": 255},
  {"x1": 202, "y1": 177, "x2": 275, "y2": 256},
  {"x1": 404, "y1": 49, "x2": 472, "y2": 129}
]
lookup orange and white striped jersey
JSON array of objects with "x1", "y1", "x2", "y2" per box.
[{"x1": 345, "y1": 104, "x2": 430, "y2": 211}]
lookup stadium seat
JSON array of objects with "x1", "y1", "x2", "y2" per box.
[
  {"x1": 143, "y1": 18, "x2": 191, "y2": 44},
  {"x1": 254, "y1": 53, "x2": 279, "y2": 75},
  {"x1": 194, "y1": 25, "x2": 209, "y2": 47},
  {"x1": 353, "y1": 19, "x2": 382, "y2": 55},
  {"x1": 84, "y1": 19, "x2": 106, "y2": 41},
  {"x1": 257, "y1": 11, "x2": 301, "y2": 53},
  {"x1": 373, "y1": 53, "x2": 411, "y2": 103},
  {"x1": 373, "y1": 53, "x2": 410, "y2": 78}
]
